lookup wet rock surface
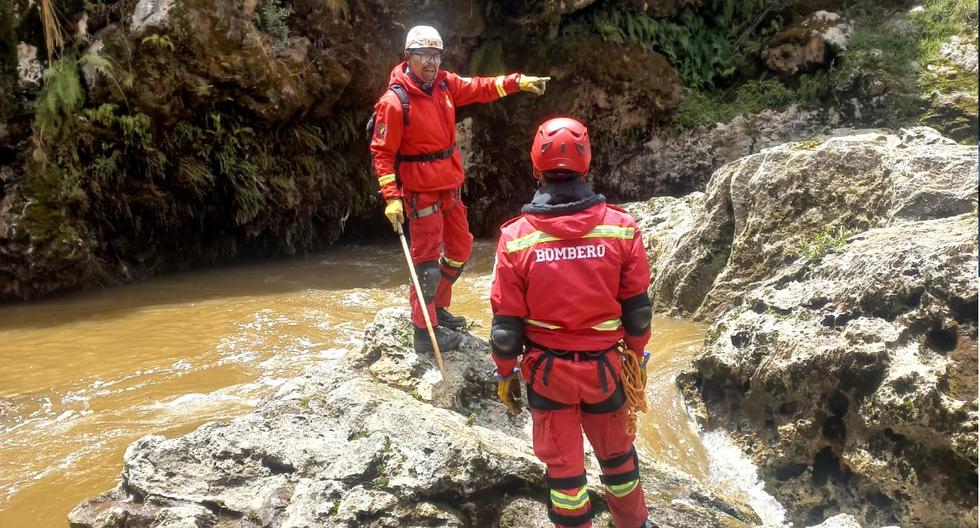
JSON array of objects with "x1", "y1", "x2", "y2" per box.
[
  {"x1": 69, "y1": 310, "x2": 760, "y2": 528},
  {"x1": 662, "y1": 128, "x2": 978, "y2": 527}
]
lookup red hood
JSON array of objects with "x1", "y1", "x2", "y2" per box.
[
  {"x1": 388, "y1": 62, "x2": 446, "y2": 96},
  {"x1": 524, "y1": 202, "x2": 606, "y2": 239}
]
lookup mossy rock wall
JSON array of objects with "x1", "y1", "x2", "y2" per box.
[{"x1": 0, "y1": 0, "x2": 684, "y2": 300}]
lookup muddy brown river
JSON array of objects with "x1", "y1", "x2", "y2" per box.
[{"x1": 0, "y1": 241, "x2": 781, "y2": 527}]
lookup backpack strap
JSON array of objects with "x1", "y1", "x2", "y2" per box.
[{"x1": 389, "y1": 83, "x2": 410, "y2": 127}]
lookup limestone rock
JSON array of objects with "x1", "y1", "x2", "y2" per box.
[
  {"x1": 614, "y1": 104, "x2": 841, "y2": 200},
  {"x1": 653, "y1": 127, "x2": 977, "y2": 320},
  {"x1": 766, "y1": 12, "x2": 852, "y2": 75},
  {"x1": 809, "y1": 513, "x2": 865, "y2": 528},
  {"x1": 620, "y1": 193, "x2": 704, "y2": 314},
  {"x1": 16, "y1": 43, "x2": 41, "y2": 87},
  {"x1": 667, "y1": 128, "x2": 978, "y2": 527},
  {"x1": 130, "y1": 0, "x2": 174, "y2": 33},
  {"x1": 939, "y1": 35, "x2": 978, "y2": 74},
  {"x1": 344, "y1": 306, "x2": 497, "y2": 410},
  {"x1": 70, "y1": 309, "x2": 760, "y2": 528}
]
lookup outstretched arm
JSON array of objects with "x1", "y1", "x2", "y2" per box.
[{"x1": 446, "y1": 72, "x2": 550, "y2": 107}]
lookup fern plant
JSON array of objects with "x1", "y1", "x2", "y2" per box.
[
  {"x1": 561, "y1": 1, "x2": 768, "y2": 89},
  {"x1": 35, "y1": 52, "x2": 112, "y2": 141},
  {"x1": 255, "y1": 0, "x2": 293, "y2": 53}
]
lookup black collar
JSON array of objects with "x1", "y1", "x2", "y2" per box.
[
  {"x1": 522, "y1": 179, "x2": 605, "y2": 215},
  {"x1": 404, "y1": 65, "x2": 433, "y2": 94}
]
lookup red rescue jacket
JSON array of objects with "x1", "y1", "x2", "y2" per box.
[
  {"x1": 491, "y1": 195, "x2": 651, "y2": 374},
  {"x1": 369, "y1": 63, "x2": 520, "y2": 200}
]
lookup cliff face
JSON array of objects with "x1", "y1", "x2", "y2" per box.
[{"x1": 640, "y1": 127, "x2": 978, "y2": 527}]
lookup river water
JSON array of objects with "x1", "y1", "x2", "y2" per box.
[{"x1": 0, "y1": 241, "x2": 782, "y2": 527}]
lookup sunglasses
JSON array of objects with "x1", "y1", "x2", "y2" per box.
[{"x1": 410, "y1": 51, "x2": 443, "y2": 64}]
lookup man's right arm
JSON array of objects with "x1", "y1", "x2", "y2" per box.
[{"x1": 368, "y1": 96, "x2": 404, "y2": 200}]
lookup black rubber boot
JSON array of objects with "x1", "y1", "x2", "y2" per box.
[
  {"x1": 436, "y1": 307, "x2": 466, "y2": 330},
  {"x1": 414, "y1": 325, "x2": 462, "y2": 354}
]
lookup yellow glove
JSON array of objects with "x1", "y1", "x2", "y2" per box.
[
  {"x1": 518, "y1": 75, "x2": 550, "y2": 95},
  {"x1": 497, "y1": 377, "x2": 522, "y2": 414},
  {"x1": 384, "y1": 199, "x2": 404, "y2": 232},
  {"x1": 494, "y1": 367, "x2": 522, "y2": 414}
]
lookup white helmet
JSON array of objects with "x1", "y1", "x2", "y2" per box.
[{"x1": 405, "y1": 25, "x2": 443, "y2": 51}]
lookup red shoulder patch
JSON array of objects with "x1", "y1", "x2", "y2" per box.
[{"x1": 375, "y1": 121, "x2": 387, "y2": 139}]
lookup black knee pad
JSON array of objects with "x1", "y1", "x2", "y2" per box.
[
  {"x1": 620, "y1": 293, "x2": 652, "y2": 336},
  {"x1": 416, "y1": 260, "x2": 440, "y2": 303}
]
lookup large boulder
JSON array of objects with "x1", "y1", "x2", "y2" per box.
[
  {"x1": 651, "y1": 127, "x2": 977, "y2": 320},
  {"x1": 70, "y1": 310, "x2": 761, "y2": 528},
  {"x1": 665, "y1": 128, "x2": 978, "y2": 526}
]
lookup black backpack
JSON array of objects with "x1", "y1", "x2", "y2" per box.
[
  {"x1": 366, "y1": 84, "x2": 410, "y2": 139},
  {"x1": 364, "y1": 79, "x2": 450, "y2": 139}
]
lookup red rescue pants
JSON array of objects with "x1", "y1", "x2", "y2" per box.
[
  {"x1": 404, "y1": 188, "x2": 473, "y2": 328},
  {"x1": 520, "y1": 347, "x2": 648, "y2": 528}
]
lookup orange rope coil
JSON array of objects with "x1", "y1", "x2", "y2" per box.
[{"x1": 618, "y1": 345, "x2": 649, "y2": 435}]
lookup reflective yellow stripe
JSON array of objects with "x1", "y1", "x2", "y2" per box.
[
  {"x1": 591, "y1": 318, "x2": 622, "y2": 332},
  {"x1": 605, "y1": 479, "x2": 639, "y2": 497},
  {"x1": 505, "y1": 225, "x2": 635, "y2": 253},
  {"x1": 378, "y1": 173, "x2": 396, "y2": 186},
  {"x1": 580, "y1": 225, "x2": 635, "y2": 241},
  {"x1": 440, "y1": 256, "x2": 465, "y2": 268},
  {"x1": 550, "y1": 488, "x2": 590, "y2": 510},
  {"x1": 495, "y1": 75, "x2": 507, "y2": 98},
  {"x1": 526, "y1": 319, "x2": 562, "y2": 330},
  {"x1": 505, "y1": 231, "x2": 560, "y2": 253}
]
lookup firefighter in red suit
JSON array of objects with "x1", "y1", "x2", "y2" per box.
[
  {"x1": 490, "y1": 117, "x2": 654, "y2": 528},
  {"x1": 370, "y1": 25, "x2": 550, "y2": 354}
]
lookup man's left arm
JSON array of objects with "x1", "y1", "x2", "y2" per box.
[
  {"x1": 490, "y1": 236, "x2": 527, "y2": 376},
  {"x1": 446, "y1": 72, "x2": 549, "y2": 107},
  {"x1": 619, "y1": 224, "x2": 652, "y2": 354}
]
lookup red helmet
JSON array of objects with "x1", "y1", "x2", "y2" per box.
[{"x1": 530, "y1": 117, "x2": 591, "y2": 179}]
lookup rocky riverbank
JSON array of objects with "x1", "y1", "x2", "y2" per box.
[
  {"x1": 635, "y1": 127, "x2": 978, "y2": 527},
  {"x1": 68, "y1": 307, "x2": 760, "y2": 528}
]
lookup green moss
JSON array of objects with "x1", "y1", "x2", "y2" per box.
[
  {"x1": 791, "y1": 138, "x2": 824, "y2": 150},
  {"x1": 795, "y1": 225, "x2": 855, "y2": 261},
  {"x1": 671, "y1": 78, "x2": 799, "y2": 130}
]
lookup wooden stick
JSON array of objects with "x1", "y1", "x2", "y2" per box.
[{"x1": 396, "y1": 226, "x2": 450, "y2": 387}]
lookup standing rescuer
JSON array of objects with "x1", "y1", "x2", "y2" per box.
[
  {"x1": 490, "y1": 117, "x2": 654, "y2": 528},
  {"x1": 370, "y1": 25, "x2": 550, "y2": 354}
]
